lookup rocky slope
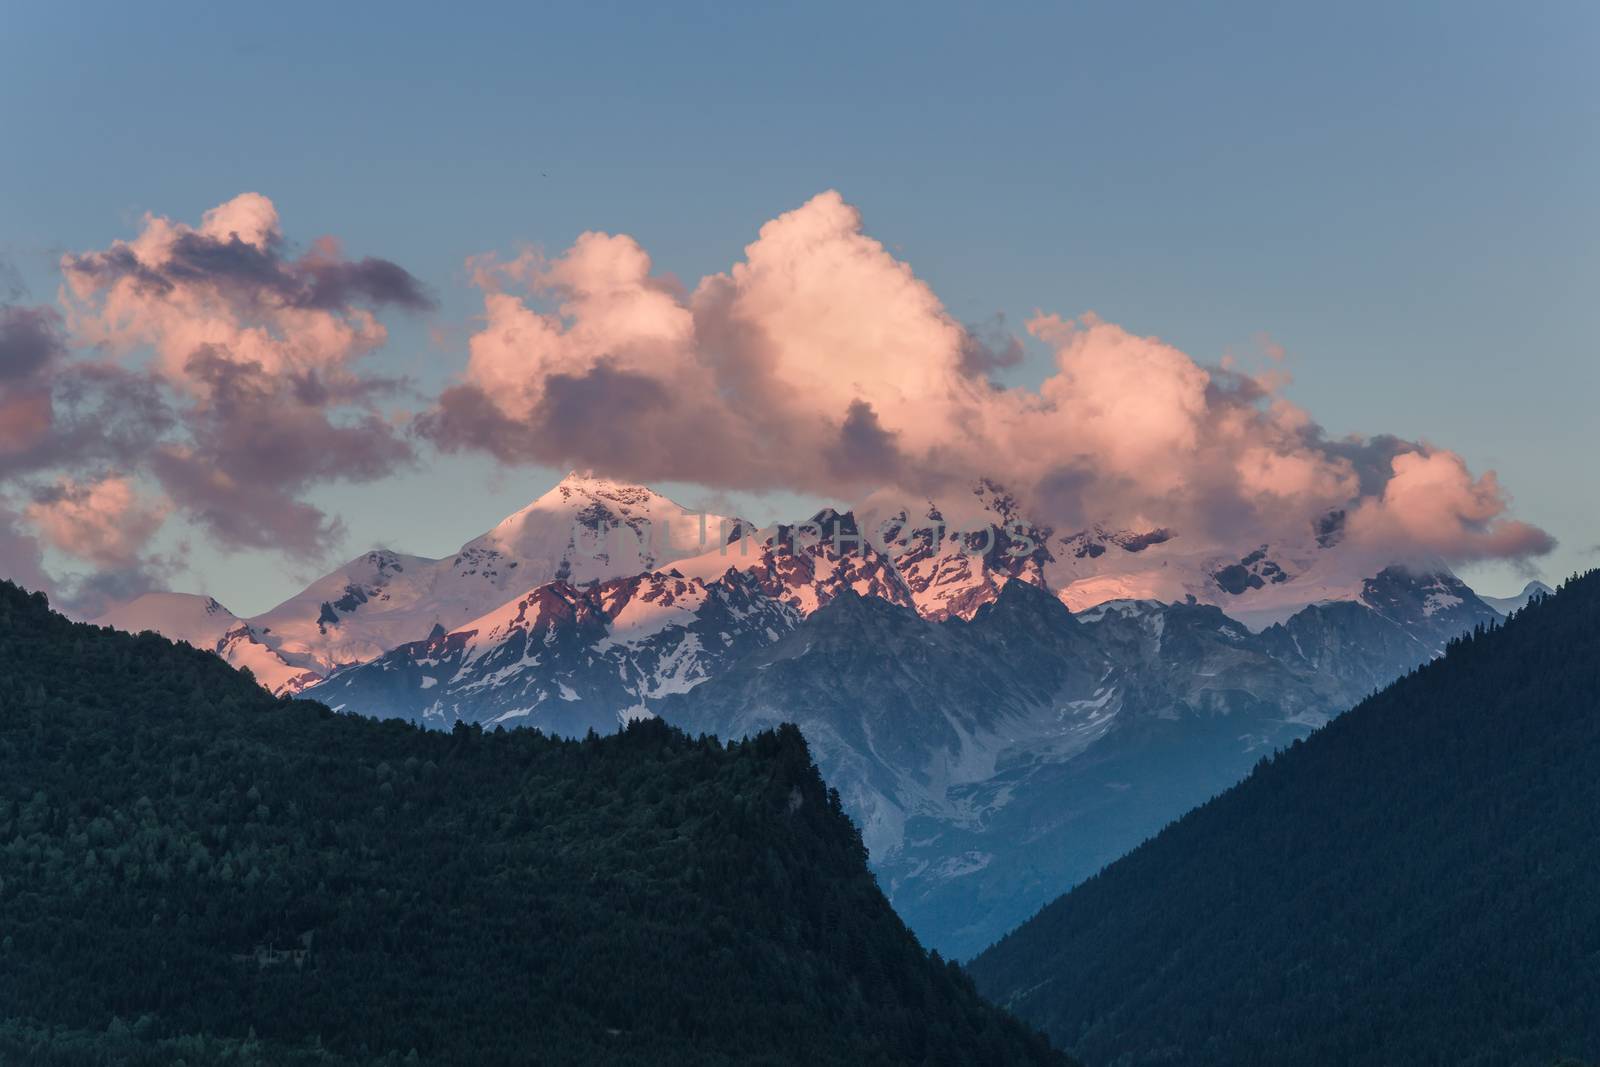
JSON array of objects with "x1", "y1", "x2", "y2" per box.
[
  {"x1": 968, "y1": 572, "x2": 1600, "y2": 1066},
  {"x1": 661, "y1": 569, "x2": 1505, "y2": 958},
  {"x1": 308, "y1": 568, "x2": 798, "y2": 736}
]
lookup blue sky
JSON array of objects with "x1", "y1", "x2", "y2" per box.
[{"x1": 2, "y1": 0, "x2": 1595, "y2": 614}]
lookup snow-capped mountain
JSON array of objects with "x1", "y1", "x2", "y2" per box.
[
  {"x1": 1257, "y1": 566, "x2": 1505, "y2": 697},
  {"x1": 854, "y1": 480, "x2": 1056, "y2": 621},
  {"x1": 242, "y1": 549, "x2": 448, "y2": 674},
  {"x1": 673, "y1": 507, "x2": 916, "y2": 614},
  {"x1": 1047, "y1": 517, "x2": 1387, "y2": 630},
  {"x1": 306, "y1": 568, "x2": 798, "y2": 736},
  {"x1": 160, "y1": 473, "x2": 740, "y2": 679},
  {"x1": 658, "y1": 566, "x2": 1506, "y2": 958},
  {"x1": 452, "y1": 473, "x2": 742, "y2": 588},
  {"x1": 1478, "y1": 579, "x2": 1555, "y2": 616},
  {"x1": 657, "y1": 578, "x2": 1408, "y2": 958},
  {"x1": 851, "y1": 482, "x2": 1423, "y2": 633},
  {"x1": 86, "y1": 469, "x2": 1515, "y2": 959},
  {"x1": 91, "y1": 592, "x2": 319, "y2": 695},
  {"x1": 94, "y1": 471, "x2": 1502, "y2": 686}
]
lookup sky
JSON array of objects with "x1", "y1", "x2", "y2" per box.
[{"x1": 1, "y1": 0, "x2": 1596, "y2": 617}]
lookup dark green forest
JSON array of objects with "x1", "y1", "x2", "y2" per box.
[
  {"x1": 969, "y1": 571, "x2": 1600, "y2": 1067},
  {"x1": 0, "y1": 580, "x2": 1069, "y2": 1067}
]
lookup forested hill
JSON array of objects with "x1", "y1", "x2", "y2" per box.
[
  {"x1": 0, "y1": 581, "x2": 1070, "y2": 1067},
  {"x1": 968, "y1": 570, "x2": 1600, "y2": 1067}
]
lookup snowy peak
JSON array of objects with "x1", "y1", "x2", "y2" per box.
[
  {"x1": 307, "y1": 567, "x2": 800, "y2": 735},
  {"x1": 601, "y1": 570, "x2": 715, "y2": 639},
  {"x1": 599, "y1": 568, "x2": 784, "y2": 647},
  {"x1": 245, "y1": 548, "x2": 445, "y2": 673},
  {"x1": 92, "y1": 592, "x2": 319, "y2": 696},
  {"x1": 675, "y1": 507, "x2": 916, "y2": 616},
  {"x1": 94, "y1": 591, "x2": 240, "y2": 649},
  {"x1": 1051, "y1": 526, "x2": 1310, "y2": 614},
  {"x1": 460, "y1": 471, "x2": 739, "y2": 587},
  {"x1": 1254, "y1": 565, "x2": 1503, "y2": 684},
  {"x1": 93, "y1": 470, "x2": 1513, "y2": 713},
  {"x1": 1042, "y1": 506, "x2": 1460, "y2": 630},
  {"x1": 458, "y1": 580, "x2": 614, "y2": 650},
  {"x1": 853, "y1": 481, "x2": 1055, "y2": 621},
  {"x1": 310, "y1": 549, "x2": 421, "y2": 633},
  {"x1": 242, "y1": 475, "x2": 739, "y2": 677},
  {"x1": 1357, "y1": 566, "x2": 1499, "y2": 631}
]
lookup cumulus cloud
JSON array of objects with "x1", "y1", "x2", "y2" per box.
[
  {"x1": 0, "y1": 195, "x2": 426, "y2": 607},
  {"x1": 24, "y1": 475, "x2": 169, "y2": 568},
  {"x1": 0, "y1": 300, "x2": 165, "y2": 612},
  {"x1": 1348, "y1": 450, "x2": 1555, "y2": 561},
  {"x1": 0, "y1": 304, "x2": 64, "y2": 381},
  {"x1": 148, "y1": 348, "x2": 411, "y2": 554},
  {"x1": 422, "y1": 189, "x2": 1551, "y2": 567},
  {"x1": 2, "y1": 187, "x2": 1552, "y2": 611},
  {"x1": 0, "y1": 504, "x2": 52, "y2": 595},
  {"x1": 1, "y1": 471, "x2": 172, "y2": 618},
  {"x1": 61, "y1": 192, "x2": 431, "y2": 386},
  {"x1": 424, "y1": 191, "x2": 998, "y2": 494},
  {"x1": 51, "y1": 194, "x2": 423, "y2": 554},
  {"x1": 0, "y1": 304, "x2": 66, "y2": 457}
]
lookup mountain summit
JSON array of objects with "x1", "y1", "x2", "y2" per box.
[{"x1": 110, "y1": 474, "x2": 737, "y2": 678}]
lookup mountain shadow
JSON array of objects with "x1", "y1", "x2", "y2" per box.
[{"x1": 968, "y1": 572, "x2": 1600, "y2": 1067}]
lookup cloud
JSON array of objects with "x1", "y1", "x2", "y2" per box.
[
  {"x1": 0, "y1": 194, "x2": 426, "y2": 607},
  {"x1": 1348, "y1": 450, "x2": 1555, "y2": 562},
  {"x1": 824, "y1": 399, "x2": 908, "y2": 484},
  {"x1": 24, "y1": 475, "x2": 169, "y2": 568},
  {"x1": 0, "y1": 304, "x2": 64, "y2": 381},
  {"x1": 61, "y1": 192, "x2": 430, "y2": 387},
  {"x1": 423, "y1": 192, "x2": 999, "y2": 494},
  {"x1": 8, "y1": 474, "x2": 176, "y2": 618},
  {"x1": 0, "y1": 304, "x2": 66, "y2": 457},
  {"x1": 0, "y1": 362, "x2": 173, "y2": 483},
  {"x1": 423, "y1": 189, "x2": 1551, "y2": 566},
  {"x1": 0, "y1": 504, "x2": 52, "y2": 595},
  {"x1": 147, "y1": 348, "x2": 413, "y2": 554},
  {"x1": 0, "y1": 299, "x2": 176, "y2": 610},
  {"x1": 958, "y1": 313, "x2": 1026, "y2": 380},
  {"x1": 3, "y1": 187, "x2": 1550, "y2": 610}
]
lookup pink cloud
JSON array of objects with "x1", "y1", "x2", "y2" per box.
[
  {"x1": 423, "y1": 189, "x2": 1551, "y2": 566},
  {"x1": 60, "y1": 191, "x2": 429, "y2": 389},
  {"x1": 0, "y1": 304, "x2": 66, "y2": 456},
  {"x1": 1349, "y1": 449, "x2": 1555, "y2": 562},
  {"x1": 47, "y1": 193, "x2": 425, "y2": 558},
  {"x1": 24, "y1": 475, "x2": 169, "y2": 568}
]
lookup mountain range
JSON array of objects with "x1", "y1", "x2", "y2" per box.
[
  {"x1": 93, "y1": 472, "x2": 1528, "y2": 956},
  {"x1": 658, "y1": 568, "x2": 1500, "y2": 956},
  {"x1": 95, "y1": 476, "x2": 744, "y2": 690}
]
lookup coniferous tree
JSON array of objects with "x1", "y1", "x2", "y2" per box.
[{"x1": 0, "y1": 580, "x2": 1069, "y2": 1067}]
